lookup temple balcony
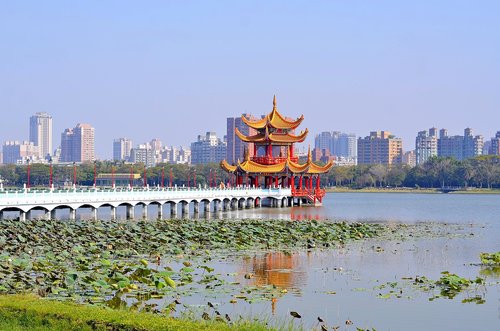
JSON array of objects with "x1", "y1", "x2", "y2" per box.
[{"x1": 251, "y1": 156, "x2": 299, "y2": 165}]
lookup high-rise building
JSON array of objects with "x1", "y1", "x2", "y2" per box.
[
  {"x1": 130, "y1": 143, "x2": 155, "y2": 167},
  {"x1": 489, "y1": 131, "x2": 500, "y2": 155},
  {"x1": 403, "y1": 150, "x2": 417, "y2": 167},
  {"x1": 113, "y1": 138, "x2": 133, "y2": 161},
  {"x1": 314, "y1": 131, "x2": 357, "y2": 163},
  {"x1": 226, "y1": 114, "x2": 258, "y2": 164},
  {"x1": 29, "y1": 112, "x2": 52, "y2": 158},
  {"x1": 438, "y1": 129, "x2": 463, "y2": 160},
  {"x1": 463, "y1": 128, "x2": 483, "y2": 159},
  {"x1": 415, "y1": 128, "x2": 438, "y2": 165},
  {"x1": 438, "y1": 128, "x2": 483, "y2": 160},
  {"x1": 334, "y1": 132, "x2": 357, "y2": 160},
  {"x1": 357, "y1": 131, "x2": 403, "y2": 165},
  {"x1": 150, "y1": 138, "x2": 163, "y2": 164},
  {"x1": 314, "y1": 132, "x2": 332, "y2": 152},
  {"x1": 178, "y1": 147, "x2": 191, "y2": 164},
  {"x1": 2, "y1": 141, "x2": 38, "y2": 164},
  {"x1": 191, "y1": 132, "x2": 227, "y2": 164},
  {"x1": 60, "y1": 123, "x2": 95, "y2": 163}
]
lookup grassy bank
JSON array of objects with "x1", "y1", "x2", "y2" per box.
[{"x1": 0, "y1": 294, "x2": 270, "y2": 331}]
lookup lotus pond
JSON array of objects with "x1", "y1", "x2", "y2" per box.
[{"x1": 2, "y1": 192, "x2": 500, "y2": 330}]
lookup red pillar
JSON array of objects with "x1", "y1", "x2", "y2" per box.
[
  {"x1": 309, "y1": 176, "x2": 313, "y2": 191},
  {"x1": 93, "y1": 161, "x2": 97, "y2": 187},
  {"x1": 299, "y1": 175, "x2": 303, "y2": 191},
  {"x1": 73, "y1": 162, "x2": 77, "y2": 186},
  {"x1": 161, "y1": 167, "x2": 165, "y2": 188},
  {"x1": 316, "y1": 175, "x2": 320, "y2": 190},
  {"x1": 49, "y1": 162, "x2": 53, "y2": 188},
  {"x1": 27, "y1": 162, "x2": 31, "y2": 189},
  {"x1": 274, "y1": 176, "x2": 278, "y2": 187},
  {"x1": 267, "y1": 144, "x2": 272, "y2": 158},
  {"x1": 130, "y1": 167, "x2": 133, "y2": 187}
]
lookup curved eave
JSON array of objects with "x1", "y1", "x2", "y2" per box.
[
  {"x1": 241, "y1": 115, "x2": 268, "y2": 129},
  {"x1": 236, "y1": 128, "x2": 308, "y2": 144},
  {"x1": 268, "y1": 129, "x2": 308, "y2": 143},
  {"x1": 238, "y1": 160, "x2": 287, "y2": 173},
  {"x1": 306, "y1": 160, "x2": 334, "y2": 174},
  {"x1": 287, "y1": 159, "x2": 334, "y2": 174},
  {"x1": 268, "y1": 109, "x2": 304, "y2": 130},
  {"x1": 286, "y1": 161, "x2": 309, "y2": 173},
  {"x1": 235, "y1": 128, "x2": 266, "y2": 143},
  {"x1": 220, "y1": 159, "x2": 237, "y2": 172}
]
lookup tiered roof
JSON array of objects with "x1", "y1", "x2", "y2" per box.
[
  {"x1": 241, "y1": 95, "x2": 304, "y2": 130},
  {"x1": 220, "y1": 95, "x2": 333, "y2": 176},
  {"x1": 235, "y1": 127, "x2": 308, "y2": 144},
  {"x1": 220, "y1": 148, "x2": 333, "y2": 175}
]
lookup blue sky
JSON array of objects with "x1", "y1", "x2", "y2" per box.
[{"x1": 1, "y1": 1, "x2": 499, "y2": 159}]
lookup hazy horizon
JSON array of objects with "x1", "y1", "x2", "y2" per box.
[{"x1": 2, "y1": 1, "x2": 499, "y2": 159}]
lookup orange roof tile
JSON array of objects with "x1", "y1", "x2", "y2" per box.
[
  {"x1": 220, "y1": 156, "x2": 333, "y2": 175},
  {"x1": 235, "y1": 127, "x2": 308, "y2": 144},
  {"x1": 241, "y1": 96, "x2": 304, "y2": 130}
]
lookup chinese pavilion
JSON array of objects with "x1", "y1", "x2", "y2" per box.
[{"x1": 220, "y1": 96, "x2": 333, "y2": 205}]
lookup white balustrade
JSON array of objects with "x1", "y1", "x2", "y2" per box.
[{"x1": 0, "y1": 186, "x2": 291, "y2": 214}]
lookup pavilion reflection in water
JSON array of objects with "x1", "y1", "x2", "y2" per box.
[{"x1": 239, "y1": 252, "x2": 308, "y2": 314}]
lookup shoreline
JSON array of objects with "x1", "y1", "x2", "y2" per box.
[{"x1": 325, "y1": 187, "x2": 500, "y2": 194}]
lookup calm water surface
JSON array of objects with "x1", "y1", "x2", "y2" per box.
[
  {"x1": 13, "y1": 192, "x2": 500, "y2": 330},
  {"x1": 193, "y1": 193, "x2": 500, "y2": 330}
]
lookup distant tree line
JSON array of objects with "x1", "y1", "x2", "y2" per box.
[
  {"x1": 1, "y1": 156, "x2": 499, "y2": 189},
  {"x1": 325, "y1": 156, "x2": 500, "y2": 189},
  {"x1": 0, "y1": 162, "x2": 231, "y2": 188}
]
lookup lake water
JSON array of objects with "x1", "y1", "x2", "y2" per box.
[
  {"x1": 8, "y1": 192, "x2": 500, "y2": 330},
  {"x1": 178, "y1": 193, "x2": 500, "y2": 330}
]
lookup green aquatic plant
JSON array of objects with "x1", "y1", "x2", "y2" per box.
[
  {"x1": 0, "y1": 218, "x2": 385, "y2": 321},
  {"x1": 435, "y1": 271, "x2": 478, "y2": 299},
  {"x1": 479, "y1": 252, "x2": 500, "y2": 265}
]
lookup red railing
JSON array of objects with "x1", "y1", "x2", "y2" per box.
[
  {"x1": 251, "y1": 156, "x2": 299, "y2": 165},
  {"x1": 292, "y1": 188, "x2": 326, "y2": 202}
]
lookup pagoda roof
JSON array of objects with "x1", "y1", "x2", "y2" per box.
[
  {"x1": 220, "y1": 150, "x2": 333, "y2": 175},
  {"x1": 235, "y1": 127, "x2": 308, "y2": 144},
  {"x1": 242, "y1": 95, "x2": 304, "y2": 130}
]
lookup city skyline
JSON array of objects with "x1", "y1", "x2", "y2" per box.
[
  {"x1": 1, "y1": 1, "x2": 499, "y2": 159},
  {"x1": 2, "y1": 107, "x2": 500, "y2": 165}
]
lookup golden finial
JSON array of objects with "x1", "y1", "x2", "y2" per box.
[
  {"x1": 308, "y1": 145, "x2": 312, "y2": 162},
  {"x1": 273, "y1": 95, "x2": 276, "y2": 106}
]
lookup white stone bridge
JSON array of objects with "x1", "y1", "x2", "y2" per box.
[{"x1": 0, "y1": 186, "x2": 293, "y2": 221}]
